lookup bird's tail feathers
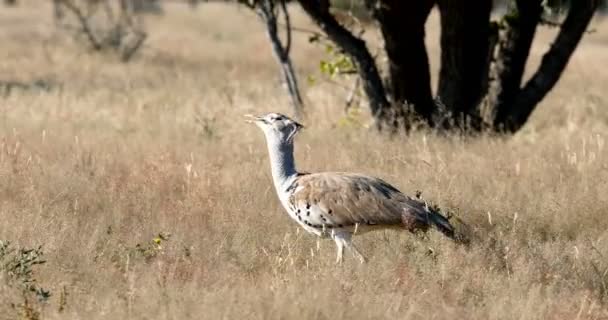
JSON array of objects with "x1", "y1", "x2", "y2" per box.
[
  {"x1": 425, "y1": 210, "x2": 455, "y2": 239},
  {"x1": 404, "y1": 202, "x2": 456, "y2": 240}
]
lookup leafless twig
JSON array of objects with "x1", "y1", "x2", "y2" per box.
[
  {"x1": 252, "y1": 0, "x2": 304, "y2": 118},
  {"x1": 56, "y1": 0, "x2": 103, "y2": 50},
  {"x1": 53, "y1": 0, "x2": 147, "y2": 62},
  {"x1": 345, "y1": 76, "x2": 360, "y2": 111}
]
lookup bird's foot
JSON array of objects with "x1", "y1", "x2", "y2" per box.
[
  {"x1": 354, "y1": 252, "x2": 367, "y2": 264},
  {"x1": 335, "y1": 255, "x2": 343, "y2": 265}
]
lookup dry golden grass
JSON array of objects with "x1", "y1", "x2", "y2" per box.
[{"x1": 1, "y1": 2, "x2": 608, "y2": 319}]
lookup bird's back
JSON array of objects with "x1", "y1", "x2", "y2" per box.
[{"x1": 282, "y1": 172, "x2": 431, "y2": 233}]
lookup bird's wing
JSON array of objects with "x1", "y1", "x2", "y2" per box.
[{"x1": 287, "y1": 172, "x2": 427, "y2": 228}]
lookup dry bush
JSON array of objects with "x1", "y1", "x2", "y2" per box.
[
  {"x1": 53, "y1": 0, "x2": 148, "y2": 61},
  {"x1": 0, "y1": 2, "x2": 608, "y2": 319}
]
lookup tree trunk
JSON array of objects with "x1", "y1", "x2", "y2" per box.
[
  {"x1": 495, "y1": 0, "x2": 601, "y2": 132},
  {"x1": 436, "y1": 0, "x2": 492, "y2": 128},
  {"x1": 489, "y1": 0, "x2": 543, "y2": 129},
  {"x1": 367, "y1": 0, "x2": 436, "y2": 125},
  {"x1": 256, "y1": 0, "x2": 304, "y2": 118},
  {"x1": 293, "y1": 0, "x2": 599, "y2": 134}
]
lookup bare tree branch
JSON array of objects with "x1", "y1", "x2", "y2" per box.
[
  {"x1": 54, "y1": 0, "x2": 148, "y2": 61},
  {"x1": 490, "y1": 0, "x2": 543, "y2": 128},
  {"x1": 254, "y1": 0, "x2": 304, "y2": 118},
  {"x1": 278, "y1": 0, "x2": 291, "y2": 55},
  {"x1": 276, "y1": 22, "x2": 327, "y2": 42},
  {"x1": 345, "y1": 76, "x2": 360, "y2": 110},
  {"x1": 121, "y1": 31, "x2": 147, "y2": 62},
  {"x1": 56, "y1": 0, "x2": 103, "y2": 50},
  {"x1": 502, "y1": 0, "x2": 601, "y2": 132},
  {"x1": 296, "y1": 0, "x2": 390, "y2": 129}
]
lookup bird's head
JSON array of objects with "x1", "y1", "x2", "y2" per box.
[{"x1": 245, "y1": 112, "x2": 304, "y2": 144}]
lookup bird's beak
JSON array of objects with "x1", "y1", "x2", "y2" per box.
[{"x1": 244, "y1": 114, "x2": 263, "y2": 124}]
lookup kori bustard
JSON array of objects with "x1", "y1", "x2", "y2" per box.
[{"x1": 246, "y1": 112, "x2": 456, "y2": 263}]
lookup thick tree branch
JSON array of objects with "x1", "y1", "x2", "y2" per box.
[
  {"x1": 366, "y1": 0, "x2": 436, "y2": 125},
  {"x1": 296, "y1": 0, "x2": 391, "y2": 128},
  {"x1": 501, "y1": 0, "x2": 601, "y2": 132},
  {"x1": 436, "y1": 0, "x2": 492, "y2": 126},
  {"x1": 491, "y1": 0, "x2": 544, "y2": 128},
  {"x1": 255, "y1": 0, "x2": 304, "y2": 118},
  {"x1": 278, "y1": 0, "x2": 292, "y2": 55}
]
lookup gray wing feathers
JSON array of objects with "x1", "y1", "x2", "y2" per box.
[{"x1": 288, "y1": 172, "x2": 426, "y2": 227}]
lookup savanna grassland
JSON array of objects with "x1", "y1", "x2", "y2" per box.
[{"x1": 1, "y1": 2, "x2": 608, "y2": 319}]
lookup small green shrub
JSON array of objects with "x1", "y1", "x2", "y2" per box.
[{"x1": 1, "y1": 240, "x2": 50, "y2": 320}]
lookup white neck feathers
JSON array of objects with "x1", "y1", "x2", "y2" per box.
[{"x1": 264, "y1": 136, "x2": 297, "y2": 193}]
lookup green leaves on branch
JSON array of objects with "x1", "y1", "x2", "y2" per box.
[
  {"x1": 307, "y1": 30, "x2": 365, "y2": 129},
  {"x1": 0, "y1": 240, "x2": 50, "y2": 302},
  {"x1": 1, "y1": 240, "x2": 51, "y2": 320},
  {"x1": 307, "y1": 35, "x2": 356, "y2": 85},
  {"x1": 318, "y1": 44, "x2": 356, "y2": 79}
]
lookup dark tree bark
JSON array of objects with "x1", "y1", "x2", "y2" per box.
[
  {"x1": 255, "y1": 0, "x2": 305, "y2": 118},
  {"x1": 436, "y1": 0, "x2": 492, "y2": 128},
  {"x1": 495, "y1": 0, "x2": 601, "y2": 132},
  {"x1": 288, "y1": 0, "x2": 600, "y2": 134},
  {"x1": 236, "y1": 0, "x2": 304, "y2": 117},
  {"x1": 490, "y1": 0, "x2": 544, "y2": 129},
  {"x1": 366, "y1": 0, "x2": 436, "y2": 124},
  {"x1": 297, "y1": 0, "x2": 393, "y2": 129}
]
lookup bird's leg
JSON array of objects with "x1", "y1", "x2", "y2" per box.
[
  {"x1": 333, "y1": 231, "x2": 366, "y2": 264},
  {"x1": 348, "y1": 242, "x2": 367, "y2": 264},
  {"x1": 334, "y1": 236, "x2": 345, "y2": 264},
  {"x1": 332, "y1": 232, "x2": 346, "y2": 264}
]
